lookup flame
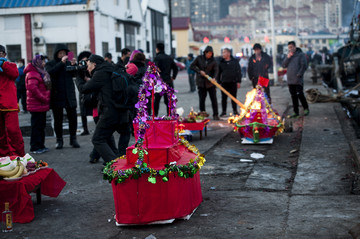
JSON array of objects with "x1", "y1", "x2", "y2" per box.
[
  {"x1": 228, "y1": 89, "x2": 258, "y2": 123},
  {"x1": 243, "y1": 89, "x2": 257, "y2": 109},
  {"x1": 227, "y1": 88, "x2": 279, "y2": 124}
]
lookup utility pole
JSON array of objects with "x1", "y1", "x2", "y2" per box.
[
  {"x1": 269, "y1": 0, "x2": 278, "y2": 85},
  {"x1": 295, "y1": 0, "x2": 298, "y2": 37},
  {"x1": 168, "y1": 0, "x2": 174, "y2": 57}
]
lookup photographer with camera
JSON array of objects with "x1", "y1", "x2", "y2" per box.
[
  {"x1": 45, "y1": 44, "x2": 80, "y2": 149},
  {"x1": 76, "y1": 54, "x2": 130, "y2": 164},
  {"x1": 75, "y1": 51, "x2": 93, "y2": 136}
]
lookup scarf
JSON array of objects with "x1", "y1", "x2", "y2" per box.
[{"x1": 32, "y1": 55, "x2": 51, "y2": 90}]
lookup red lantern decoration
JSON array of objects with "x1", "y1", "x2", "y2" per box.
[
  {"x1": 264, "y1": 35, "x2": 270, "y2": 43},
  {"x1": 224, "y1": 37, "x2": 230, "y2": 43},
  {"x1": 203, "y1": 37, "x2": 209, "y2": 43}
]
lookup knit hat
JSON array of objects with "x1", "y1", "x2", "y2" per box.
[
  {"x1": 88, "y1": 54, "x2": 104, "y2": 65},
  {"x1": 126, "y1": 63, "x2": 138, "y2": 76}
]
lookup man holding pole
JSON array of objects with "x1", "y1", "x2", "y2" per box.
[
  {"x1": 190, "y1": 46, "x2": 220, "y2": 120},
  {"x1": 217, "y1": 48, "x2": 242, "y2": 116}
]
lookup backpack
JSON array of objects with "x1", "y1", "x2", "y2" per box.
[{"x1": 111, "y1": 68, "x2": 140, "y2": 109}]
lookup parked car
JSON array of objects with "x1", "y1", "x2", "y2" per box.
[{"x1": 174, "y1": 59, "x2": 186, "y2": 71}]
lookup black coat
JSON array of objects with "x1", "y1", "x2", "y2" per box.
[
  {"x1": 190, "y1": 46, "x2": 219, "y2": 88},
  {"x1": 217, "y1": 56, "x2": 242, "y2": 83},
  {"x1": 77, "y1": 70, "x2": 97, "y2": 116},
  {"x1": 75, "y1": 61, "x2": 129, "y2": 125},
  {"x1": 45, "y1": 44, "x2": 77, "y2": 108},
  {"x1": 247, "y1": 51, "x2": 273, "y2": 84},
  {"x1": 154, "y1": 51, "x2": 178, "y2": 84},
  {"x1": 282, "y1": 48, "x2": 307, "y2": 85}
]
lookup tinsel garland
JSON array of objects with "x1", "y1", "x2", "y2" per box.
[{"x1": 103, "y1": 138, "x2": 206, "y2": 184}]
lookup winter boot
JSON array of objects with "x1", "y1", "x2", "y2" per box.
[
  {"x1": 56, "y1": 138, "x2": 63, "y2": 149},
  {"x1": 70, "y1": 135, "x2": 80, "y2": 148}
]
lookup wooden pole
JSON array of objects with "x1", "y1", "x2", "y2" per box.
[
  {"x1": 205, "y1": 75, "x2": 246, "y2": 109},
  {"x1": 152, "y1": 87, "x2": 155, "y2": 121}
]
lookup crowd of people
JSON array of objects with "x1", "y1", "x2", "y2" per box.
[{"x1": 0, "y1": 40, "x2": 311, "y2": 165}]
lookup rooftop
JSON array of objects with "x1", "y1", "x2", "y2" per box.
[
  {"x1": 0, "y1": 0, "x2": 87, "y2": 8},
  {"x1": 172, "y1": 17, "x2": 191, "y2": 30}
]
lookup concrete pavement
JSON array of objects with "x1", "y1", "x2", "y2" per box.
[{"x1": 4, "y1": 69, "x2": 360, "y2": 239}]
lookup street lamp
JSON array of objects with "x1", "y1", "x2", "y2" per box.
[{"x1": 269, "y1": 0, "x2": 278, "y2": 85}]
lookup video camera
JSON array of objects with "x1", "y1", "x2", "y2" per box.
[{"x1": 66, "y1": 60, "x2": 87, "y2": 72}]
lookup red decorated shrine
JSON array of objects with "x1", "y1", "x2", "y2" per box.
[
  {"x1": 106, "y1": 63, "x2": 204, "y2": 225},
  {"x1": 110, "y1": 120, "x2": 203, "y2": 225},
  {"x1": 232, "y1": 77, "x2": 284, "y2": 144}
]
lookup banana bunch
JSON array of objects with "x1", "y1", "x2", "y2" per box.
[{"x1": 0, "y1": 159, "x2": 24, "y2": 179}]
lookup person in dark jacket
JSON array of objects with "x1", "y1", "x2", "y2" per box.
[
  {"x1": 104, "y1": 52, "x2": 115, "y2": 66},
  {"x1": 75, "y1": 51, "x2": 102, "y2": 163},
  {"x1": 217, "y1": 48, "x2": 242, "y2": 116},
  {"x1": 76, "y1": 54, "x2": 130, "y2": 164},
  {"x1": 16, "y1": 59, "x2": 27, "y2": 113},
  {"x1": 116, "y1": 48, "x2": 131, "y2": 68},
  {"x1": 186, "y1": 53, "x2": 196, "y2": 92},
  {"x1": 76, "y1": 51, "x2": 93, "y2": 136},
  {"x1": 129, "y1": 51, "x2": 146, "y2": 119},
  {"x1": 130, "y1": 51, "x2": 147, "y2": 78},
  {"x1": 282, "y1": 41, "x2": 309, "y2": 118},
  {"x1": 247, "y1": 43, "x2": 273, "y2": 103},
  {"x1": 24, "y1": 55, "x2": 51, "y2": 154},
  {"x1": 190, "y1": 45, "x2": 220, "y2": 120},
  {"x1": 129, "y1": 51, "x2": 152, "y2": 120},
  {"x1": 45, "y1": 44, "x2": 80, "y2": 149},
  {"x1": 154, "y1": 43, "x2": 178, "y2": 116}
]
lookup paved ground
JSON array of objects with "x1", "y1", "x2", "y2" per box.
[{"x1": 4, "y1": 70, "x2": 360, "y2": 239}]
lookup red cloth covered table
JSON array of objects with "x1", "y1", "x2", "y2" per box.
[
  {"x1": 181, "y1": 119, "x2": 210, "y2": 140},
  {"x1": 0, "y1": 168, "x2": 66, "y2": 223},
  {"x1": 111, "y1": 143, "x2": 203, "y2": 225}
]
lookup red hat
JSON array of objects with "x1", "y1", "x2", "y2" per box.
[{"x1": 126, "y1": 63, "x2": 138, "y2": 76}]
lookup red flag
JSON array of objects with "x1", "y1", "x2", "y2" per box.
[{"x1": 258, "y1": 76, "x2": 269, "y2": 87}]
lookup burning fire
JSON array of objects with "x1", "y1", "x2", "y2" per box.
[
  {"x1": 228, "y1": 88, "x2": 258, "y2": 124},
  {"x1": 228, "y1": 87, "x2": 282, "y2": 125}
]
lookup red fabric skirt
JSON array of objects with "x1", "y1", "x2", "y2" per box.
[
  {"x1": 112, "y1": 172, "x2": 202, "y2": 225},
  {"x1": 112, "y1": 143, "x2": 203, "y2": 224}
]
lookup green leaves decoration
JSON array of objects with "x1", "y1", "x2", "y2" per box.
[{"x1": 148, "y1": 176, "x2": 156, "y2": 184}]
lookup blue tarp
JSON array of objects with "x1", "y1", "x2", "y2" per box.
[{"x1": 0, "y1": 0, "x2": 87, "y2": 8}]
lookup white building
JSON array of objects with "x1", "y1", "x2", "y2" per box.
[{"x1": 0, "y1": 0, "x2": 171, "y2": 63}]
